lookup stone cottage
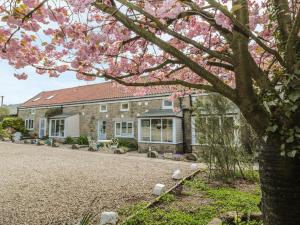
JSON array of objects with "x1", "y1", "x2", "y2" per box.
[{"x1": 18, "y1": 82, "x2": 240, "y2": 153}]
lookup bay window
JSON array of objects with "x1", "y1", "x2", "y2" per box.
[{"x1": 140, "y1": 118, "x2": 174, "y2": 143}]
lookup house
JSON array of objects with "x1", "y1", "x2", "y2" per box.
[{"x1": 18, "y1": 82, "x2": 240, "y2": 153}]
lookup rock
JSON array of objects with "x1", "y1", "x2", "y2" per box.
[
  {"x1": 24, "y1": 140, "x2": 31, "y2": 144},
  {"x1": 100, "y1": 211, "x2": 118, "y2": 225},
  {"x1": 220, "y1": 211, "x2": 237, "y2": 224},
  {"x1": 170, "y1": 185, "x2": 183, "y2": 196},
  {"x1": 88, "y1": 146, "x2": 97, "y2": 151},
  {"x1": 72, "y1": 144, "x2": 80, "y2": 149},
  {"x1": 185, "y1": 153, "x2": 198, "y2": 161},
  {"x1": 114, "y1": 148, "x2": 125, "y2": 154},
  {"x1": 36, "y1": 140, "x2": 45, "y2": 146},
  {"x1": 153, "y1": 183, "x2": 166, "y2": 196},
  {"x1": 3, "y1": 137, "x2": 11, "y2": 142},
  {"x1": 190, "y1": 163, "x2": 200, "y2": 171},
  {"x1": 163, "y1": 153, "x2": 173, "y2": 159},
  {"x1": 52, "y1": 142, "x2": 59, "y2": 147},
  {"x1": 172, "y1": 169, "x2": 183, "y2": 180},
  {"x1": 147, "y1": 150, "x2": 159, "y2": 158},
  {"x1": 207, "y1": 218, "x2": 222, "y2": 225}
]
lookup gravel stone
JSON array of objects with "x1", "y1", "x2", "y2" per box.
[{"x1": 0, "y1": 142, "x2": 191, "y2": 225}]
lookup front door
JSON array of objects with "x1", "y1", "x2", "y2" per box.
[
  {"x1": 39, "y1": 118, "x2": 47, "y2": 138},
  {"x1": 98, "y1": 120, "x2": 106, "y2": 140}
]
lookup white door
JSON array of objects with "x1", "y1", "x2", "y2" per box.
[
  {"x1": 98, "y1": 120, "x2": 106, "y2": 140},
  {"x1": 39, "y1": 118, "x2": 47, "y2": 138}
]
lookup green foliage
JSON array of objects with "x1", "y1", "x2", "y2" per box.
[
  {"x1": 77, "y1": 136, "x2": 89, "y2": 145},
  {"x1": 160, "y1": 193, "x2": 176, "y2": 203},
  {"x1": 118, "y1": 138, "x2": 138, "y2": 151},
  {"x1": 0, "y1": 107, "x2": 9, "y2": 121},
  {"x1": 194, "y1": 94, "x2": 259, "y2": 182},
  {"x1": 0, "y1": 122, "x2": 11, "y2": 139},
  {"x1": 121, "y1": 178, "x2": 261, "y2": 225},
  {"x1": 64, "y1": 136, "x2": 75, "y2": 144},
  {"x1": 2, "y1": 117, "x2": 26, "y2": 134}
]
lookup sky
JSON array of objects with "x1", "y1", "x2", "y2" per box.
[{"x1": 0, "y1": 61, "x2": 102, "y2": 105}]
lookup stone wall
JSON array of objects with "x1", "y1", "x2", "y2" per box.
[{"x1": 138, "y1": 142, "x2": 184, "y2": 154}]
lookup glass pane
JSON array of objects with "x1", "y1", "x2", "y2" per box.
[
  {"x1": 55, "y1": 120, "x2": 59, "y2": 136},
  {"x1": 121, "y1": 122, "x2": 127, "y2": 134},
  {"x1": 51, "y1": 120, "x2": 55, "y2": 136},
  {"x1": 162, "y1": 119, "x2": 173, "y2": 142},
  {"x1": 151, "y1": 119, "x2": 161, "y2": 142},
  {"x1": 101, "y1": 105, "x2": 106, "y2": 111},
  {"x1": 60, "y1": 120, "x2": 65, "y2": 137},
  {"x1": 207, "y1": 117, "x2": 221, "y2": 143},
  {"x1": 141, "y1": 119, "x2": 150, "y2": 141},
  {"x1": 116, "y1": 123, "x2": 121, "y2": 136},
  {"x1": 127, "y1": 122, "x2": 133, "y2": 135},
  {"x1": 164, "y1": 100, "x2": 173, "y2": 107},
  {"x1": 122, "y1": 103, "x2": 128, "y2": 110}
]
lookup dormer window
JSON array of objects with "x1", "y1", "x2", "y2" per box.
[
  {"x1": 120, "y1": 102, "x2": 129, "y2": 111},
  {"x1": 99, "y1": 104, "x2": 107, "y2": 112},
  {"x1": 162, "y1": 99, "x2": 173, "y2": 109},
  {"x1": 46, "y1": 95, "x2": 55, "y2": 100}
]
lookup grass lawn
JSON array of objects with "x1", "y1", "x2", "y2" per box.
[{"x1": 118, "y1": 173, "x2": 262, "y2": 225}]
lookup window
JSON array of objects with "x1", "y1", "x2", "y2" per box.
[
  {"x1": 120, "y1": 102, "x2": 129, "y2": 111},
  {"x1": 99, "y1": 104, "x2": 107, "y2": 112},
  {"x1": 25, "y1": 119, "x2": 34, "y2": 130},
  {"x1": 32, "y1": 97, "x2": 40, "y2": 102},
  {"x1": 49, "y1": 119, "x2": 65, "y2": 137},
  {"x1": 115, "y1": 121, "x2": 134, "y2": 137},
  {"x1": 30, "y1": 109, "x2": 36, "y2": 115},
  {"x1": 162, "y1": 99, "x2": 173, "y2": 109},
  {"x1": 46, "y1": 95, "x2": 55, "y2": 100},
  {"x1": 140, "y1": 118, "x2": 174, "y2": 143},
  {"x1": 193, "y1": 115, "x2": 236, "y2": 145}
]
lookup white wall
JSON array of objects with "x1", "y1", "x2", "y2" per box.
[{"x1": 65, "y1": 114, "x2": 80, "y2": 137}]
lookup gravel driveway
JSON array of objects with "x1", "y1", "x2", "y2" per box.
[{"x1": 0, "y1": 142, "x2": 192, "y2": 225}]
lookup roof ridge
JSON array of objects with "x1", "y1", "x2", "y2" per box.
[{"x1": 42, "y1": 81, "x2": 112, "y2": 94}]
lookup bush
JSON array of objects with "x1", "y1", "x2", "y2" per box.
[
  {"x1": 77, "y1": 136, "x2": 89, "y2": 145},
  {"x1": 118, "y1": 138, "x2": 138, "y2": 151},
  {"x1": 64, "y1": 136, "x2": 75, "y2": 144},
  {"x1": 0, "y1": 122, "x2": 11, "y2": 139},
  {"x1": 2, "y1": 117, "x2": 26, "y2": 134}
]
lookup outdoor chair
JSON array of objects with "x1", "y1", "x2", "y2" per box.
[{"x1": 110, "y1": 138, "x2": 119, "y2": 151}]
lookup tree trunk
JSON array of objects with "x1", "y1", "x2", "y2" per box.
[{"x1": 260, "y1": 137, "x2": 300, "y2": 225}]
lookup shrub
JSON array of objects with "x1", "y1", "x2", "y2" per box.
[
  {"x1": 118, "y1": 138, "x2": 138, "y2": 151},
  {"x1": 77, "y1": 136, "x2": 89, "y2": 145},
  {"x1": 0, "y1": 122, "x2": 11, "y2": 139},
  {"x1": 2, "y1": 117, "x2": 26, "y2": 134},
  {"x1": 64, "y1": 136, "x2": 75, "y2": 144}
]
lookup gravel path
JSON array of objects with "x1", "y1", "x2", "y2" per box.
[{"x1": 0, "y1": 142, "x2": 193, "y2": 225}]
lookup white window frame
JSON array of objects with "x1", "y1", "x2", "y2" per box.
[
  {"x1": 191, "y1": 114, "x2": 238, "y2": 145},
  {"x1": 30, "y1": 109, "x2": 36, "y2": 115},
  {"x1": 49, "y1": 119, "x2": 65, "y2": 138},
  {"x1": 99, "y1": 104, "x2": 107, "y2": 112},
  {"x1": 120, "y1": 102, "x2": 129, "y2": 111},
  {"x1": 138, "y1": 117, "x2": 176, "y2": 144},
  {"x1": 162, "y1": 99, "x2": 173, "y2": 109},
  {"x1": 115, "y1": 121, "x2": 134, "y2": 138},
  {"x1": 25, "y1": 119, "x2": 34, "y2": 130}
]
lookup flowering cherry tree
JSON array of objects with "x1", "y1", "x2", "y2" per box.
[{"x1": 0, "y1": 0, "x2": 300, "y2": 224}]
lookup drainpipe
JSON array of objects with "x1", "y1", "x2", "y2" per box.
[{"x1": 179, "y1": 97, "x2": 186, "y2": 153}]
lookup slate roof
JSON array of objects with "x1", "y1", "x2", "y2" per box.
[{"x1": 20, "y1": 82, "x2": 174, "y2": 108}]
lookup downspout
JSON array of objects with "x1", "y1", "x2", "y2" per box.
[{"x1": 180, "y1": 97, "x2": 186, "y2": 153}]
